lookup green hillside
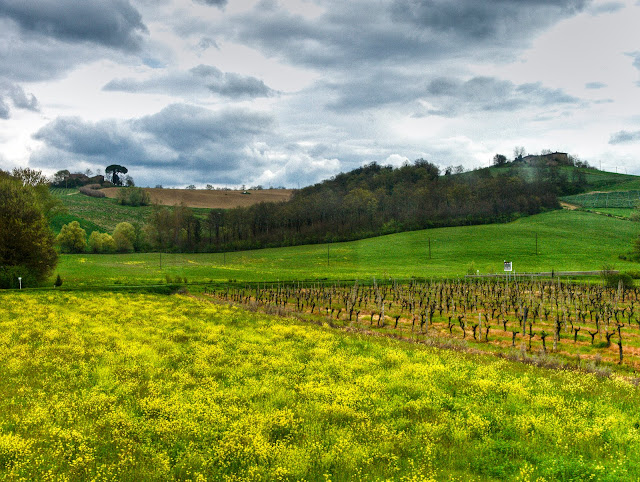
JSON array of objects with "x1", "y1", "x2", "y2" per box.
[
  {"x1": 49, "y1": 188, "x2": 209, "y2": 234},
  {"x1": 53, "y1": 209, "x2": 640, "y2": 287},
  {"x1": 490, "y1": 164, "x2": 639, "y2": 191}
]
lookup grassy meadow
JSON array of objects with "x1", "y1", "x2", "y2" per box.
[
  {"x1": 49, "y1": 188, "x2": 211, "y2": 235},
  {"x1": 49, "y1": 209, "x2": 640, "y2": 288},
  {"x1": 1, "y1": 291, "x2": 640, "y2": 480}
]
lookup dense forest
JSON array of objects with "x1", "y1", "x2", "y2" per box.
[{"x1": 146, "y1": 160, "x2": 582, "y2": 252}]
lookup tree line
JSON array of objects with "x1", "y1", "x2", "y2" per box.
[{"x1": 146, "y1": 160, "x2": 573, "y2": 252}]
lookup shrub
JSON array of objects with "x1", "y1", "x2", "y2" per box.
[
  {"x1": 56, "y1": 221, "x2": 87, "y2": 253},
  {"x1": 100, "y1": 233, "x2": 116, "y2": 253},
  {"x1": 88, "y1": 231, "x2": 116, "y2": 253},
  {"x1": 79, "y1": 186, "x2": 106, "y2": 198},
  {"x1": 113, "y1": 222, "x2": 135, "y2": 253},
  {"x1": 88, "y1": 231, "x2": 102, "y2": 253},
  {"x1": 117, "y1": 187, "x2": 150, "y2": 206},
  {"x1": 601, "y1": 266, "x2": 634, "y2": 289}
]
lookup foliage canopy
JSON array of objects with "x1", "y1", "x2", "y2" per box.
[{"x1": 0, "y1": 171, "x2": 58, "y2": 286}]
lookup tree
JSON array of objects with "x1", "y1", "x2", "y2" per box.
[
  {"x1": 492, "y1": 154, "x2": 507, "y2": 166},
  {"x1": 11, "y1": 167, "x2": 49, "y2": 186},
  {"x1": 88, "y1": 231, "x2": 116, "y2": 253},
  {"x1": 0, "y1": 173, "x2": 58, "y2": 286},
  {"x1": 101, "y1": 233, "x2": 117, "y2": 253},
  {"x1": 105, "y1": 164, "x2": 128, "y2": 186},
  {"x1": 52, "y1": 169, "x2": 71, "y2": 187},
  {"x1": 113, "y1": 222, "x2": 136, "y2": 253},
  {"x1": 11, "y1": 168, "x2": 64, "y2": 219},
  {"x1": 56, "y1": 221, "x2": 87, "y2": 253},
  {"x1": 633, "y1": 235, "x2": 640, "y2": 261},
  {"x1": 514, "y1": 146, "x2": 526, "y2": 161}
]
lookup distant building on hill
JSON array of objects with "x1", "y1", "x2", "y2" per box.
[
  {"x1": 53, "y1": 173, "x2": 105, "y2": 188},
  {"x1": 517, "y1": 152, "x2": 570, "y2": 166}
]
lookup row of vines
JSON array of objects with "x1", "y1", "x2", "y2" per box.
[{"x1": 205, "y1": 278, "x2": 640, "y2": 370}]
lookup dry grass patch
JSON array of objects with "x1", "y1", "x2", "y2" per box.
[{"x1": 101, "y1": 187, "x2": 294, "y2": 209}]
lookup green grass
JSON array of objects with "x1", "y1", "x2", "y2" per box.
[
  {"x1": 489, "y1": 165, "x2": 638, "y2": 190},
  {"x1": 563, "y1": 191, "x2": 640, "y2": 209},
  {"x1": 583, "y1": 208, "x2": 636, "y2": 219},
  {"x1": 49, "y1": 209, "x2": 640, "y2": 288},
  {"x1": 50, "y1": 188, "x2": 209, "y2": 235},
  {"x1": 50, "y1": 188, "x2": 153, "y2": 234},
  {"x1": 1, "y1": 291, "x2": 639, "y2": 480}
]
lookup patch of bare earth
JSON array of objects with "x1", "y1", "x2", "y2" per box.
[
  {"x1": 560, "y1": 201, "x2": 579, "y2": 210},
  {"x1": 101, "y1": 188, "x2": 294, "y2": 209}
]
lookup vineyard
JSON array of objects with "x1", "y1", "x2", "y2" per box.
[
  {"x1": 206, "y1": 278, "x2": 640, "y2": 371},
  {"x1": 562, "y1": 190, "x2": 640, "y2": 209}
]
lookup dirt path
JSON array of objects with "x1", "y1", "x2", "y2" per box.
[{"x1": 560, "y1": 201, "x2": 579, "y2": 210}]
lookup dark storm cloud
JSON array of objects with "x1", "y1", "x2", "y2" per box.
[
  {"x1": 0, "y1": 18, "x2": 102, "y2": 82},
  {"x1": 323, "y1": 73, "x2": 582, "y2": 114},
  {"x1": 227, "y1": 0, "x2": 591, "y2": 69},
  {"x1": 103, "y1": 65, "x2": 277, "y2": 98},
  {"x1": 609, "y1": 130, "x2": 640, "y2": 144},
  {"x1": 30, "y1": 104, "x2": 275, "y2": 185},
  {"x1": 418, "y1": 76, "x2": 581, "y2": 116},
  {"x1": 133, "y1": 103, "x2": 273, "y2": 152},
  {"x1": 0, "y1": 0, "x2": 148, "y2": 51},
  {"x1": 0, "y1": 81, "x2": 39, "y2": 118}
]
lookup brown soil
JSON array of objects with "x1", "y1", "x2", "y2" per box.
[
  {"x1": 101, "y1": 187, "x2": 294, "y2": 209},
  {"x1": 560, "y1": 201, "x2": 579, "y2": 210}
]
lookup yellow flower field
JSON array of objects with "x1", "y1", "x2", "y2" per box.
[{"x1": 0, "y1": 291, "x2": 639, "y2": 480}]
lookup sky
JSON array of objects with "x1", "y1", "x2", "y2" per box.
[{"x1": 0, "y1": 0, "x2": 639, "y2": 188}]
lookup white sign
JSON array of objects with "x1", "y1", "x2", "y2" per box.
[{"x1": 504, "y1": 261, "x2": 512, "y2": 272}]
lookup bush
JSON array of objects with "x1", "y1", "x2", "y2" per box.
[
  {"x1": 88, "y1": 231, "x2": 117, "y2": 253},
  {"x1": 56, "y1": 221, "x2": 87, "y2": 253},
  {"x1": 601, "y1": 266, "x2": 634, "y2": 289},
  {"x1": 117, "y1": 187, "x2": 150, "y2": 206},
  {"x1": 79, "y1": 186, "x2": 106, "y2": 198},
  {"x1": 101, "y1": 233, "x2": 116, "y2": 253},
  {"x1": 113, "y1": 222, "x2": 135, "y2": 253},
  {"x1": 625, "y1": 270, "x2": 640, "y2": 279}
]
